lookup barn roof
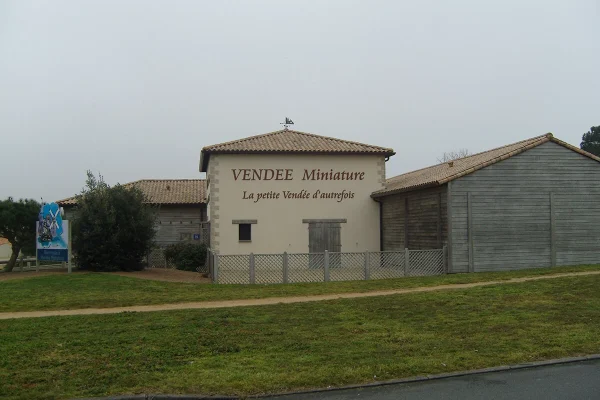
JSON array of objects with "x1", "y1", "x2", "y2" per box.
[
  {"x1": 200, "y1": 129, "x2": 395, "y2": 172},
  {"x1": 57, "y1": 179, "x2": 206, "y2": 206},
  {"x1": 372, "y1": 133, "x2": 600, "y2": 198}
]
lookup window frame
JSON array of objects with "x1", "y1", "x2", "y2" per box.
[{"x1": 238, "y1": 223, "x2": 252, "y2": 242}]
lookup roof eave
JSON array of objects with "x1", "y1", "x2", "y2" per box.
[
  {"x1": 436, "y1": 136, "x2": 553, "y2": 186},
  {"x1": 201, "y1": 149, "x2": 395, "y2": 157},
  {"x1": 59, "y1": 200, "x2": 207, "y2": 206},
  {"x1": 371, "y1": 181, "x2": 442, "y2": 198},
  {"x1": 548, "y1": 137, "x2": 600, "y2": 163}
]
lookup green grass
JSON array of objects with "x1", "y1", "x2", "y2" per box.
[
  {"x1": 1, "y1": 274, "x2": 599, "y2": 400},
  {"x1": 0, "y1": 264, "x2": 599, "y2": 312}
]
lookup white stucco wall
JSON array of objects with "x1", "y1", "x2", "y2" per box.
[
  {"x1": 0, "y1": 243, "x2": 13, "y2": 259},
  {"x1": 207, "y1": 153, "x2": 386, "y2": 255}
]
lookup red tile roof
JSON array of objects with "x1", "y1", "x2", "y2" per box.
[
  {"x1": 200, "y1": 129, "x2": 395, "y2": 171},
  {"x1": 373, "y1": 133, "x2": 600, "y2": 197},
  {"x1": 57, "y1": 179, "x2": 206, "y2": 206}
]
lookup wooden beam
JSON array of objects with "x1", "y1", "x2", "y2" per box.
[
  {"x1": 550, "y1": 192, "x2": 556, "y2": 267},
  {"x1": 437, "y1": 191, "x2": 442, "y2": 248},
  {"x1": 447, "y1": 182, "x2": 453, "y2": 273},
  {"x1": 404, "y1": 197, "x2": 409, "y2": 248},
  {"x1": 467, "y1": 192, "x2": 474, "y2": 273}
]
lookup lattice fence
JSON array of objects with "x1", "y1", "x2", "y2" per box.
[
  {"x1": 408, "y1": 249, "x2": 445, "y2": 276},
  {"x1": 216, "y1": 254, "x2": 251, "y2": 284},
  {"x1": 288, "y1": 253, "x2": 324, "y2": 283},
  {"x1": 213, "y1": 247, "x2": 446, "y2": 284},
  {"x1": 329, "y1": 252, "x2": 365, "y2": 282},
  {"x1": 369, "y1": 252, "x2": 406, "y2": 280},
  {"x1": 255, "y1": 254, "x2": 284, "y2": 284},
  {"x1": 147, "y1": 247, "x2": 175, "y2": 269}
]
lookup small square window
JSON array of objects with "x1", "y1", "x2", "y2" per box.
[{"x1": 239, "y1": 224, "x2": 251, "y2": 241}]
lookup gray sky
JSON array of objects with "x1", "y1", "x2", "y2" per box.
[{"x1": 1, "y1": 0, "x2": 598, "y2": 202}]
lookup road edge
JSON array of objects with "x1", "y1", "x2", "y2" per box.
[
  {"x1": 256, "y1": 353, "x2": 600, "y2": 398},
  {"x1": 72, "y1": 354, "x2": 600, "y2": 400}
]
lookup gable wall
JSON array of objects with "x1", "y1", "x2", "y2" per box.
[{"x1": 449, "y1": 141, "x2": 600, "y2": 272}]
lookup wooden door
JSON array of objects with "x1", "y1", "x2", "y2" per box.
[{"x1": 308, "y1": 222, "x2": 341, "y2": 268}]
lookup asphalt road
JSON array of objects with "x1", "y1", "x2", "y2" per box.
[{"x1": 268, "y1": 359, "x2": 600, "y2": 400}]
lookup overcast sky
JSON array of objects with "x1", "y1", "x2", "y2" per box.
[{"x1": 1, "y1": 0, "x2": 598, "y2": 202}]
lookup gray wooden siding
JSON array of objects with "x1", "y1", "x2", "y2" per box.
[
  {"x1": 450, "y1": 142, "x2": 600, "y2": 272},
  {"x1": 380, "y1": 185, "x2": 447, "y2": 250},
  {"x1": 64, "y1": 204, "x2": 208, "y2": 246},
  {"x1": 155, "y1": 205, "x2": 208, "y2": 245},
  {"x1": 554, "y1": 195, "x2": 600, "y2": 265}
]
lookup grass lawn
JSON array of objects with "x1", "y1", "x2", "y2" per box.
[
  {"x1": 1, "y1": 274, "x2": 600, "y2": 400},
  {"x1": 0, "y1": 264, "x2": 599, "y2": 313}
]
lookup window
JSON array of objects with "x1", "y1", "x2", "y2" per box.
[
  {"x1": 233, "y1": 219, "x2": 256, "y2": 241},
  {"x1": 239, "y1": 224, "x2": 252, "y2": 241},
  {"x1": 180, "y1": 233, "x2": 192, "y2": 241}
]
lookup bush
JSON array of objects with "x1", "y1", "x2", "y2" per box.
[
  {"x1": 72, "y1": 172, "x2": 157, "y2": 271},
  {"x1": 164, "y1": 242, "x2": 207, "y2": 272}
]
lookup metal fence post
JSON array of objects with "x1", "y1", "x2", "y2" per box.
[
  {"x1": 67, "y1": 221, "x2": 72, "y2": 274},
  {"x1": 249, "y1": 253, "x2": 255, "y2": 284},
  {"x1": 19, "y1": 255, "x2": 24, "y2": 272},
  {"x1": 404, "y1": 248, "x2": 410, "y2": 276},
  {"x1": 213, "y1": 253, "x2": 219, "y2": 283},
  {"x1": 364, "y1": 252, "x2": 370, "y2": 280},
  {"x1": 283, "y1": 252, "x2": 289, "y2": 284},
  {"x1": 324, "y1": 250, "x2": 330, "y2": 282}
]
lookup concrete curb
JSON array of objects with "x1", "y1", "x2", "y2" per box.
[
  {"x1": 257, "y1": 354, "x2": 600, "y2": 398},
  {"x1": 74, "y1": 395, "x2": 236, "y2": 400},
  {"x1": 72, "y1": 354, "x2": 600, "y2": 400}
]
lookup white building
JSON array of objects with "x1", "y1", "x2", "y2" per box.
[{"x1": 200, "y1": 129, "x2": 395, "y2": 255}]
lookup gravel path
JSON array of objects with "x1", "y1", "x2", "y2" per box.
[
  {"x1": 0, "y1": 268, "x2": 209, "y2": 283},
  {"x1": 1, "y1": 270, "x2": 598, "y2": 320}
]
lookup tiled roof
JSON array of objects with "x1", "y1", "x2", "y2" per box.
[
  {"x1": 0, "y1": 238, "x2": 9, "y2": 246},
  {"x1": 372, "y1": 133, "x2": 600, "y2": 197},
  {"x1": 57, "y1": 179, "x2": 206, "y2": 206},
  {"x1": 200, "y1": 129, "x2": 395, "y2": 171}
]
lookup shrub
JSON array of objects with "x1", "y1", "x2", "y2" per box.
[
  {"x1": 164, "y1": 242, "x2": 207, "y2": 272},
  {"x1": 72, "y1": 172, "x2": 157, "y2": 271},
  {"x1": 0, "y1": 197, "x2": 40, "y2": 272}
]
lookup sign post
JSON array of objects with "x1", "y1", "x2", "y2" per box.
[
  {"x1": 36, "y1": 202, "x2": 71, "y2": 273},
  {"x1": 68, "y1": 222, "x2": 72, "y2": 274}
]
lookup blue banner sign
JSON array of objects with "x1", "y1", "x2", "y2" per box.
[
  {"x1": 36, "y1": 202, "x2": 70, "y2": 264},
  {"x1": 37, "y1": 248, "x2": 69, "y2": 262}
]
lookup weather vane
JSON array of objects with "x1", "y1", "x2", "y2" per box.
[{"x1": 280, "y1": 117, "x2": 294, "y2": 130}]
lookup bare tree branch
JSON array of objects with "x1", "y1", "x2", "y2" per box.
[{"x1": 437, "y1": 149, "x2": 471, "y2": 164}]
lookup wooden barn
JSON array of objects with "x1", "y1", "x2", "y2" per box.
[
  {"x1": 372, "y1": 133, "x2": 600, "y2": 273},
  {"x1": 57, "y1": 179, "x2": 208, "y2": 246}
]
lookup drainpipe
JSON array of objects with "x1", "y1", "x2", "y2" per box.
[{"x1": 375, "y1": 198, "x2": 383, "y2": 252}]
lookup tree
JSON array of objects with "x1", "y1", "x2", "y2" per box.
[
  {"x1": 437, "y1": 149, "x2": 471, "y2": 163},
  {"x1": 581, "y1": 126, "x2": 600, "y2": 157},
  {"x1": 0, "y1": 198, "x2": 40, "y2": 272},
  {"x1": 72, "y1": 171, "x2": 157, "y2": 271}
]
